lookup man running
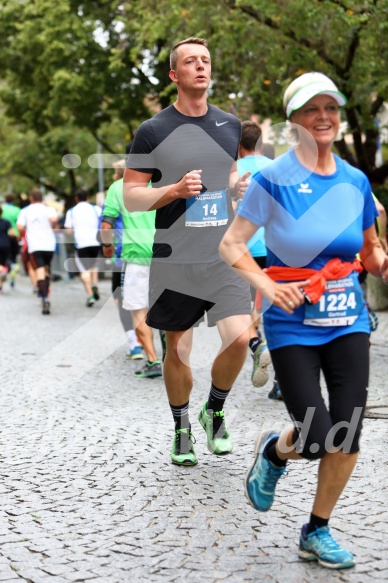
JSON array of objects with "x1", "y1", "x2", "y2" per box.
[
  {"x1": 64, "y1": 189, "x2": 102, "y2": 307},
  {"x1": 124, "y1": 37, "x2": 252, "y2": 466},
  {"x1": 101, "y1": 162, "x2": 162, "y2": 378},
  {"x1": 17, "y1": 189, "x2": 57, "y2": 314}
]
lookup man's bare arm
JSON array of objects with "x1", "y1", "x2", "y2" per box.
[
  {"x1": 100, "y1": 221, "x2": 115, "y2": 258},
  {"x1": 123, "y1": 168, "x2": 203, "y2": 212}
]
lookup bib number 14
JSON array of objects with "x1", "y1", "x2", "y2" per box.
[{"x1": 203, "y1": 203, "x2": 217, "y2": 216}]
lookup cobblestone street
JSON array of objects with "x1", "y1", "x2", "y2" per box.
[{"x1": 1, "y1": 274, "x2": 387, "y2": 582}]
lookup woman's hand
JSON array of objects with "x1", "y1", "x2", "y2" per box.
[
  {"x1": 270, "y1": 281, "x2": 310, "y2": 314},
  {"x1": 380, "y1": 255, "x2": 388, "y2": 284}
]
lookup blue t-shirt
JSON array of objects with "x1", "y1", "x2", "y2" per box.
[
  {"x1": 237, "y1": 155, "x2": 271, "y2": 257},
  {"x1": 238, "y1": 151, "x2": 378, "y2": 349}
]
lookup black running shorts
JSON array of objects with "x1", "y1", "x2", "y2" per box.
[
  {"x1": 146, "y1": 259, "x2": 251, "y2": 331},
  {"x1": 30, "y1": 250, "x2": 54, "y2": 270},
  {"x1": 74, "y1": 246, "x2": 100, "y2": 272}
]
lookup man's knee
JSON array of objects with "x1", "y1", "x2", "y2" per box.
[
  {"x1": 218, "y1": 315, "x2": 251, "y2": 351},
  {"x1": 227, "y1": 331, "x2": 250, "y2": 356},
  {"x1": 167, "y1": 331, "x2": 192, "y2": 363}
]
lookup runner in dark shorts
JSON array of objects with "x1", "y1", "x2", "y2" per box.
[
  {"x1": 74, "y1": 245, "x2": 100, "y2": 272},
  {"x1": 124, "y1": 37, "x2": 252, "y2": 467}
]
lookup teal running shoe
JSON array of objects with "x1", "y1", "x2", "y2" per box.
[
  {"x1": 198, "y1": 402, "x2": 232, "y2": 455},
  {"x1": 298, "y1": 524, "x2": 355, "y2": 569},
  {"x1": 268, "y1": 380, "x2": 283, "y2": 401},
  {"x1": 244, "y1": 430, "x2": 285, "y2": 511},
  {"x1": 126, "y1": 346, "x2": 144, "y2": 360},
  {"x1": 367, "y1": 303, "x2": 378, "y2": 332}
]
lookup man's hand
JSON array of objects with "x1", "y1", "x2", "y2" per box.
[
  {"x1": 100, "y1": 221, "x2": 115, "y2": 258},
  {"x1": 102, "y1": 244, "x2": 115, "y2": 258},
  {"x1": 234, "y1": 171, "x2": 251, "y2": 201},
  {"x1": 173, "y1": 170, "x2": 203, "y2": 199}
]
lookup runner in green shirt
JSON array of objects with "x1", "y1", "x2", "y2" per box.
[{"x1": 101, "y1": 177, "x2": 163, "y2": 378}]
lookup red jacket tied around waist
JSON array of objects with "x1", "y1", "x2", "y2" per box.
[{"x1": 264, "y1": 258, "x2": 363, "y2": 305}]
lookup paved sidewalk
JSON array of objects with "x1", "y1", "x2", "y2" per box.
[{"x1": 1, "y1": 274, "x2": 387, "y2": 582}]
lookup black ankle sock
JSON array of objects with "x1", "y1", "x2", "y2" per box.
[
  {"x1": 249, "y1": 337, "x2": 261, "y2": 353},
  {"x1": 207, "y1": 383, "x2": 230, "y2": 413},
  {"x1": 37, "y1": 279, "x2": 46, "y2": 298},
  {"x1": 264, "y1": 437, "x2": 287, "y2": 468},
  {"x1": 307, "y1": 513, "x2": 329, "y2": 534},
  {"x1": 170, "y1": 401, "x2": 190, "y2": 430},
  {"x1": 255, "y1": 327, "x2": 263, "y2": 342}
]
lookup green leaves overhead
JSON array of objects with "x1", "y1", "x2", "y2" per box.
[
  {"x1": 0, "y1": 0, "x2": 387, "y2": 196},
  {"x1": 0, "y1": 0, "x2": 152, "y2": 133}
]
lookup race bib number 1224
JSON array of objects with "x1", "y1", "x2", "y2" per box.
[{"x1": 303, "y1": 274, "x2": 365, "y2": 326}]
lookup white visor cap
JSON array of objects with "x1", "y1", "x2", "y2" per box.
[{"x1": 284, "y1": 72, "x2": 347, "y2": 118}]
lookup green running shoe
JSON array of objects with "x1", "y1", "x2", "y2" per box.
[
  {"x1": 170, "y1": 428, "x2": 197, "y2": 466},
  {"x1": 159, "y1": 330, "x2": 167, "y2": 362},
  {"x1": 198, "y1": 401, "x2": 232, "y2": 455},
  {"x1": 134, "y1": 360, "x2": 162, "y2": 378},
  {"x1": 86, "y1": 295, "x2": 95, "y2": 307},
  {"x1": 92, "y1": 285, "x2": 100, "y2": 301}
]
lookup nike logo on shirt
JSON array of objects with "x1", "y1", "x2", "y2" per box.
[{"x1": 215, "y1": 121, "x2": 229, "y2": 127}]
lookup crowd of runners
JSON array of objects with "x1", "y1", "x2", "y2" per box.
[{"x1": 2, "y1": 35, "x2": 388, "y2": 572}]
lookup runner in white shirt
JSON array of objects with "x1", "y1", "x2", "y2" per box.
[
  {"x1": 17, "y1": 189, "x2": 57, "y2": 315},
  {"x1": 64, "y1": 189, "x2": 102, "y2": 307}
]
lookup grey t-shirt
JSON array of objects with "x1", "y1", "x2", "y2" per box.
[{"x1": 126, "y1": 104, "x2": 241, "y2": 263}]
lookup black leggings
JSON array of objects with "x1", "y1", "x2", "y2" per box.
[{"x1": 270, "y1": 333, "x2": 369, "y2": 460}]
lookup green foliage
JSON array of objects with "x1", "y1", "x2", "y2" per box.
[
  {"x1": 0, "y1": 0, "x2": 153, "y2": 133},
  {"x1": 0, "y1": 0, "x2": 387, "y2": 196},
  {"x1": 120, "y1": 0, "x2": 388, "y2": 183},
  {"x1": 0, "y1": 0, "x2": 156, "y2": 196},
  {"x1": 0, "y1": 104, "x2": 129, "y2": 199},
  {"x1": 374, "y1": 185, "x2": 388, "y2": 217}
]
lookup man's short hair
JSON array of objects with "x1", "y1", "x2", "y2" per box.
[
  {"x1": 5, "y1": 194, "x2": 14, "y2": 204},
  {"x1": 170, "y1": 37, "x2": 208, "y2": 70},
  {"x1": 29, "y1": 188, "x2": 43, "y2": 202},
  {"x1": 75, "y1": 188, "x2": 88, "y2": 202},
  {"x1": 240, "y1": 121, "x2": 263, "y2": 153}
]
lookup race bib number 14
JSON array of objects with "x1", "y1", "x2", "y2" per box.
[
  {"x1": 185, "y1": 190, "x2": 228, "y2": 227},
  {"x1": 303, "y1": 274, "x2": 365, "y2": 326}
]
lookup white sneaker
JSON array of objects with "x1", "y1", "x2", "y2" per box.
[{"x1": 251, "y1": 342, "x2": 272, "y2": 387}]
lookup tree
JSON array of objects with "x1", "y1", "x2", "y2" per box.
[
  {"x1": 0, "y1": 0, "x2": 387, "y2": 193},
  {"x1": 0, "y1": 106, "x2": 129, "y2": 199},
  {"x1": 0, "y1": 0, "x2": 160, "y2": 196},
  {"x1": 120, "y1": 0, "x2": 388, "y2": 184}
]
